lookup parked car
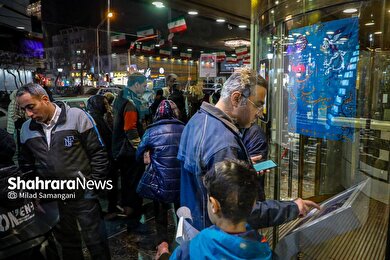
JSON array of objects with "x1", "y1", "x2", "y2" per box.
[
  {"x1": 56, "y1": 96, "x2": 90, "y2": 110},
  {"x1": 0, "y1": 166, "x2": 59, "y2": 259},
  {"x1": 0, "y1": 107, "x2": 7, "y2": 130}
]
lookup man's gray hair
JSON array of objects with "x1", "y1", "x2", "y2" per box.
[
  {"x1": 220, "y1": 67, "x2": 267, "y2": 101},
  {"x1": 16, "y1": 83, "x2": 48, "y2": 98}
]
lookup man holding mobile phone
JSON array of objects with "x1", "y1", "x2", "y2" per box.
[
  {"x1": 178, "y1": 68, "x2": 320, "y2": 231},
  {"x1": 242, "y1": 123, "x2": 269, "y2": 201}
]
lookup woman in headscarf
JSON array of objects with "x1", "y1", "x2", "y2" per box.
[{"x1": 136, "y1": 100, "x2": 185, "y2": 254}]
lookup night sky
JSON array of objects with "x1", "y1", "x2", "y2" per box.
[
  {"x1": 41, "y1": 0, "x2": 106, "y2": 45},
  {"x1": 39, "y1": 0, "x2": 248, "y2": 52}
]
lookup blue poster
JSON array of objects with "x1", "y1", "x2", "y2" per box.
[{"x1": 287, "y1": 17, "x2": 359, "y2": 141}]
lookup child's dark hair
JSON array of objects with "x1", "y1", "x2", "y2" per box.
[{"x1": 203, "y1": 159, "x2": 259, "y2": 224}]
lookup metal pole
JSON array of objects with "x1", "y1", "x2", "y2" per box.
[
  {"x1": 288, "y1": 142, "x2": 293, "y2": 197},
  {"x1": 250, "y1": 0, "x2": 258, "y2": 69},
  {"x1": 314, "y1": 138, "x2": 322, "y2": 196},
  {"x1": 298, "y1": 135, "x2": 305, "y2": 198},
  {"x1": 96, "y1": 28, "x2": 100, "y2": 83},
  {"x1": 107, "y1": 0, "x2": 111, "y2": 78},
  {"x1": 128, "y1": 48, "x2": 131, "y2": 72}
]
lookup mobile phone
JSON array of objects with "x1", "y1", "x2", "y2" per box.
[{"x1": 253, "y1": 160, "x2": 277, "y2": 172}]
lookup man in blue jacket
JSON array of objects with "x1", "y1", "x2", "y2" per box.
[{"x1": 178, "y1": 68, "x2": 319, "y2": 231}]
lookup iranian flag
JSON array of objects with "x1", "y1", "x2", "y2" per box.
[
  {"x1": 130, "y1": 42, "x2": 135, "y2": 50},
  {"x1": 243, "y1": 56, "x2": 251, "y2": 64},
  {"x1": 235, "y1": 46, "x2": 248, "y2": 56},
  {"x1": 160, "y1": 49, "x2": 171, "y2": 56},
  {"x1": 137, "y1": 26, "x2": 155, "y2": 38},
  {"x1": 180, "y1": 52, "x2": 192, "y2": 59},
  {"x1": 111, "y1": 34, "x2": 126, "y2": 46},
  {"x1": 168, "y1": 17, "x2": 187, "y2": 33},
  {"x1": 237, "y1": 52, "x2": 250, "y2": 61},
  {"x1": 216, "y1": 51, "x2": 226, "y2": 62},
  {"x1": 226, "y1": 56, "x2": 237, "y2": 63},
  {"x1": 136, "y1": 43, "x2": 142, "y2": 52},
  {"x1": 142, "y1": 44, "x2": 154, "y2": 54}
]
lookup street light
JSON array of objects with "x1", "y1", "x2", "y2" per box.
[{"x1": 96, "y1": 12, "x2": 113, "y2": 83}]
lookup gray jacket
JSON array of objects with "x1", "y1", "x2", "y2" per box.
[{"x1": 19, "y1": 101, "x2": 109, "y2": 198}]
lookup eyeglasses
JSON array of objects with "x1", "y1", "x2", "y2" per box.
[{"x1": 247, "y1": 98, "x2": 264, "y2": 114}]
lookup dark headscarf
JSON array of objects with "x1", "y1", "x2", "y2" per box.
[
  {"x1": 154, "y1": 100, "x2": 180, "y2": 122},
  {"x1": 87, "y1": 95, "x2": 107, "y2": 115}
]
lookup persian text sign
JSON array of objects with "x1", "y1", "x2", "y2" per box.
[{"x1": 287, "y1": 17, "x2": 359, "y2": 141}]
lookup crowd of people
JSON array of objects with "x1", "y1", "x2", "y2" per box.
[{"x1": 2, "y1": 68, "x2": 320, "y2": 260}]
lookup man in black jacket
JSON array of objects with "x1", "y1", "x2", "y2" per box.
[
  {"x1": 166, "y1": 74, "x2": 187, "y2": 122},
  {"x1": 16, "y1": 83, "x2": 111, "y2": 260},
  {"x1": 87, "y1": 95, "x2": 117, "y2": 216}
]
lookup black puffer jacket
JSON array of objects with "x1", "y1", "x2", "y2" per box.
[
  {"x1": 19, "y1": 102, "x2": 109, "y2": 198},
  {"x1": 87, "y1": 95, "x2": 113, "y2": 158}
]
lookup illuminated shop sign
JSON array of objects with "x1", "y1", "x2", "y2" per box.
[
  {"x1": 113, "y1": 72, "x2": 127, "y2": 78},
  {"x1": 71, "y1": 72, "x2": 87, "y2": 77}
]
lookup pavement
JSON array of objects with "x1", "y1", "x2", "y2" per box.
[{"x1": 102, "y1": 201, "x2": 178, "y2": 260}]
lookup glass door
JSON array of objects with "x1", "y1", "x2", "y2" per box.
[{"x1": 256, "y1": 0, "x2": 389, "y2": 258}]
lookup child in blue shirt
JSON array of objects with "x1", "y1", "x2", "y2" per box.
[{"x1": 169, "y1": 159, "x2": 272, "y2": 260}]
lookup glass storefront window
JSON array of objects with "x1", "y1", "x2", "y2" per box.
[{"x1": 256, "y1": 0, "x2": 389, "y2": 258}]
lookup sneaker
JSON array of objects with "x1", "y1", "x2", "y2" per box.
[{"x1": 155, "y1": 242, "x2": 169, "y2": 260}]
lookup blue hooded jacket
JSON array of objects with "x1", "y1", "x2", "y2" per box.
[
  {"x1": 136, "y1": 100, "x2": 185, "y2": 203},
  {"x1": 170, "y1": 225, "x2": 272, "y2": 260}
]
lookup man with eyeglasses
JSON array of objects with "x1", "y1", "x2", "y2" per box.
[{"x1": 178, "y1": 67, "x2": 320, "y2": 231}]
